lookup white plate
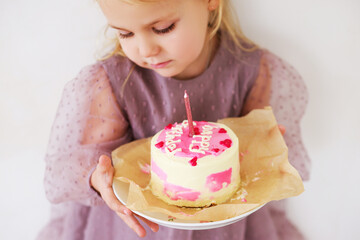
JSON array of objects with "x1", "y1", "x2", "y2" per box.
[{"x1": 112, "y1": 180, "x2": 265, "y2": 230}]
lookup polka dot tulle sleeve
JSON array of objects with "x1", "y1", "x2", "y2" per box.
[
  {"x1": 44, "y1": 63, "x2": 132, "y2": 206},
  {"x1": 265, "y1": 50, "x2": 311, "y2": 181},
  {"x1": 242, "y1": 50, "x2": 311, "y2": 181}
]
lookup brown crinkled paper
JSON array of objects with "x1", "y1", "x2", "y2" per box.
[{"x1": 112, "y1": 107, "x2": 304, "y2": 221}]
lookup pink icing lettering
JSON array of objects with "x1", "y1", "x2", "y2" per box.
[
  {"x1": 196, "y1": 135, "x2": 211, "y2": 142},
  {"x1": 201, "y1": 129, "x2": 213, "y2": 135},
  {"x1": 205, "y1": 168, "x2": 232, "y2": 192},
  {"x1": 200, "y1": 142, "x2": 210, "y2": 148},
  {"x1": 156, "y1": 121, "x2": 233, "y2": 158},
  {"x1": 191, "y1": 140, "x2": 209, "y2": 151},
  {"x1": 166, "y1": 139, "x2": 181, "y2": 147},
  {"x1": 189, "y1": 143, "x2": 205, "y2": 154},
  {"x1": 202, "y1": 125, "x2": 214, "y2": 130},
  {"x1": 166, "y1": 143, "x2": 177, "y2": 152},
  {"x1": 166, "y1": 134, "x2": 177, "y2": 141}
]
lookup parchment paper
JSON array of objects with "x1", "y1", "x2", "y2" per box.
[{"x1": 112, "y1": 107, "x2": 304, "y2": 221}]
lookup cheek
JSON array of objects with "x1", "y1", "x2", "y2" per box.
[
  {"x1": 119, "y1": 40, "x2": 138, "y2": 60},
  {"x1": 167, "y1": 30, "x2": 205, "y2": 60},
  {"x1": 169, "y1": 8, "x2": 208, "y2": 57}
]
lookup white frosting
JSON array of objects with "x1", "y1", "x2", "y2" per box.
[{"x1": 150, "y1": 121, "x2": 240, "y2": 207}]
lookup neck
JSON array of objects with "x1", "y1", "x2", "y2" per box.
[{"x1": 206, "y1": 34, "x2": 219, "y2": 68}]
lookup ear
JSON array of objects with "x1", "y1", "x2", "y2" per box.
[{"x1": 208, "y1": 0, "x2": 220, "y2": 11}]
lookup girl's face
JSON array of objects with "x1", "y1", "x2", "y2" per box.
[{"x1": 98, "y1": 0, "x2": 216, "y2": 80}]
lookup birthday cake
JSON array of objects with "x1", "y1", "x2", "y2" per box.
[{"x1": 150, "y1": 120, "x2": 240, "y2": 207}]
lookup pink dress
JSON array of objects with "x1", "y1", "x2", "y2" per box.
[{"x1": 37, "y1": 33, "x2": 310, "y2": 240}]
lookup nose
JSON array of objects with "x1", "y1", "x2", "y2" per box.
[{"x1": 138, "y1": 36, "x2": 160, "y2": 58}]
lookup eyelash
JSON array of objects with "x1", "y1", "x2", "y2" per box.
[
  {"x1": 118, "y1": 23, "x2": 176, "y2": 39},
  {"x1": 118, "y1": 32, "x2": 134, "y2": 39},
  {"x1": 153, "y1": 23, "x2": 175, "y2": 34}
]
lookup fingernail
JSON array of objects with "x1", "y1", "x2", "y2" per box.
[{"x1": 123, "y1": 209, "x2": 130, "y2": 215}]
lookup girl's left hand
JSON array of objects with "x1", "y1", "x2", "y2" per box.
[{"x1": 91, "y1": 155, "x2": 159, "y2": 237}]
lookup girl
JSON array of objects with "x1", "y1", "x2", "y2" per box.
[{"x1": 38, "y1": 0, "x2": 310, "y2": 239}]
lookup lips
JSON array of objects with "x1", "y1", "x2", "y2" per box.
[{"x1": 150, "y1": 60, "x2": 172, "y2": 69}]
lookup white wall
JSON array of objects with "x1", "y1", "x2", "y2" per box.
[{"x1": 1, "y1": 0, "x2": 359, "y2": 239}]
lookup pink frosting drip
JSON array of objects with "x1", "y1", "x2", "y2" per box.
[
  {"x1": 205, "y1": 168, "x2": 232, "y2": 192},
  {"x1": 164, "y1": 183, "x2": 201, "y2": 201},
  {"x1": 151, "y1": 159, "x2": 167, "y2": 181},
  {"x1": 151, "y1": 159, "x2": 201, "y2": 201},
  {"x1": 156, "y1": 121, "x2": 232, "y2": 159}
]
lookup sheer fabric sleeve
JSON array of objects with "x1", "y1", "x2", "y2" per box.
[
  {"x1": 44, "y1": 63, "x2": 132, "y2": 206},
  {"x1": 242, "y1": 50, "x2": 311, "y2": 181}
]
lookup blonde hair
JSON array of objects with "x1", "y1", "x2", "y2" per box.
[
  {"x1": 100, "y1": 0, "x2": 257, "y2": 59},
  {"x1": 98, "y1": 0, "x2": 257, "y2": 97}
]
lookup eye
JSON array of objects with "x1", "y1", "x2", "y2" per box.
[
  {"x1": 153, "y1": 23, "x2": 176, "y2": 34},
  {"x1": 118, "y1": 32, "x2": 134, "y2": 39}
]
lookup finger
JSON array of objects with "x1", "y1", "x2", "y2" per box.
[
  {"x1": 98, "y1": 155, "x2": 112, "y2": 171},
  {"x1": 119, "y1": 213, "x2": 147, "y2": 237},
  {"x1": 97, "y1": 156, "x2": 115, "y2": 186},
  {"x1": 101, "y1": 187, "x2": 146, "y2": 237},
  {"x1": 136, "y1": 214, "x2": 159, "y2": 232},
  {"x1": 102, "y1": 186, "x2": 132, "y2": 215}
]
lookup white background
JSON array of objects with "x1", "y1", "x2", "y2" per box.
[{"x1": 1, "y1": 0, "x2": 359, "y2": 239}]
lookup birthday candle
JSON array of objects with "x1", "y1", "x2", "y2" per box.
[{"x1": 184, "y1": 90, "x2": 195, "y2": 137}]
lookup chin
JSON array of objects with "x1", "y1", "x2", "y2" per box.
[{"x1": 154, "y1": 68, "x2": 183, "y2": 78}]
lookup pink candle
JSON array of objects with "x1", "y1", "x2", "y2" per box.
[{"x1": 184, "y1": 90, "x2": 195, "y2": 137}]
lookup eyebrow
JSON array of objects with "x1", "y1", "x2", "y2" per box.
[
  {"x1": 109, "y1": 25, "x2": 130, "y2": 32},
  {"x1": 109, "y1": 13, "x2": 177, "y2": 31}
]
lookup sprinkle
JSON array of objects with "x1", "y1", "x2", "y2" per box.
[
  {"x1": 220, "y1": 139, "x2": 232, "y2": 148},
  {"x1": 155, "y1": 141, "x2": 164, "y2": 148},
  {"x1": 194, "y1": 127, "x2": 200, "y2": 135},
  {"x1": 165, "y1": 124, "x2": 173, "y2": 130},
  {"x1": 212, "y1": 148, "x2": 220, "y2": 153},
  {"x1": 189, "y1": 157, "x2": 198, "y2": 166},
  {"x1": 218, "y1": 128, "x2": 227, "y2": 133},
  {"x1": 193, "y1": 146, "x2": 200, "y2": 149}
]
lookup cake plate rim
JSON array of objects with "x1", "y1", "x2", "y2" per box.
[{"x1": 112, "y1": 179, "x2": 265, "y2": 230}]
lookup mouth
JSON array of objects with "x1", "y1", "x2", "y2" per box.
[{"x1": 150, "y1": 60, "x2": 172, "y2": 69}]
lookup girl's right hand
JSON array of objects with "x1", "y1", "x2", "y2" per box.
[{"x1": 90, "y1": 155, "x2": 159, "y2": 237}]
